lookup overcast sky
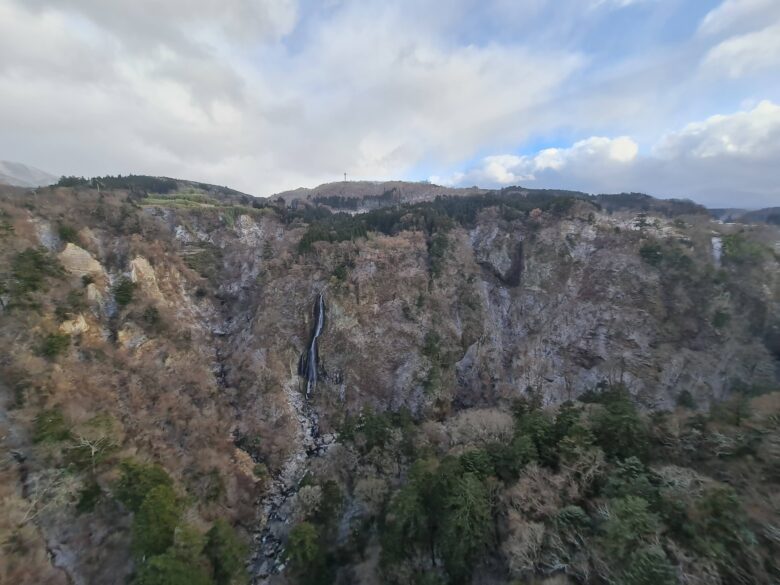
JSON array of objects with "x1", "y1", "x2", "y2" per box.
[{"x1": 1, "y1": 0, "x2": 779, "y2": 207}]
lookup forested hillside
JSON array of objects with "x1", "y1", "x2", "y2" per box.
[{"x1": 0, "y1": 179, "x2": 778, "y2": 585}]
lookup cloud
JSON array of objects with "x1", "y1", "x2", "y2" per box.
[
  {"x1": 439, "y1": 101, "x2": 780, "y2": 207},
  {"x1": 701, "y1": 23, "x2": 780, "y2": 78},
  {"x1": 435, "y1": 136, "x2": 638, "y2": 186},
  {"x1": 0, "y1": 0, "x2": 777, "y2": 207},
  {"x1": 698, "y1": 0, "x2": 780, "y2": 37},
  {"x1": 22, "y1": 0, "x2": 299, "y2": 48},
  {"x1": 0, "y1": 0, "x2": 584, "y2": 194},
  {"x1": 589, "y1": 0, "x2": 652, "y2": 9},
  {"x1": 698, "y1": 0, "x2": 780, "y2": 78},
  {"x1": 654, "y1": 100, "x2": 780, "y2": 159}
]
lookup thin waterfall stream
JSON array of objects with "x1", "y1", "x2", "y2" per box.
[
  {"x1": 252, "y1": 292, "x2": 333, "y2": 583},
  {"x1": 299, "y1": 292, "x2": 325, "y2": 397}
]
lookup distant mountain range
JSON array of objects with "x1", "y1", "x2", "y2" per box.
[
  {"x1": 710, "y1": 207, "x2": 780, "y2": 225},
  {"x1": 0, "y1": 160, "x2": 57, "y2": 188},
  {"x1": 1, "y1": 162, "x2": 776, "y2": 225}
]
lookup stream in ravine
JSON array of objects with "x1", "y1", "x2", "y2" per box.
[{"x1": 251, "y1": 292, "x2": 333, "y2": 583}]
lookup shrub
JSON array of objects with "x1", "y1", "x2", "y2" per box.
[
  {"x1": 556, "y1": 505, "x2": 591, "y2": 535},
  {"x1": 439, "y1": 473, "x2": 493, "y2": 579},
  {"x1": 113, "y1": 277, "x2": 135, "y2": 306},
  {"x1": 590, "y1": 386, "x2": 648, "y2": 461},
  {"x1": 516, "y1": 409, "x2": 558, "y2": 468},
  {"x1": 722, "y1": 233, "x2": 765, "y2": 265},
  {"x1": 710, "y1": 394, "x2": 751, "y2": 427},
  {"x1": 332, "y1": 263, "x2": 348, "y2": 282},
  {"x1": 381, "y1": 479, "x2": 430, "y2": 563},
  {"x1": 116, "y1": 460, "x2": 174, "y2": 512},
  {"x1": 485, "y1": 435, "x2": 536, "y2": 481},
  {"x1": 32, "y1": 408, "x2": 71, "y2": 443},
  {"x1": 141, "y1": 306, "x2": 162, "y2": 328},
  {"x1": 460, "y1": 449, "x2": 495, "y2": 479},
  {"x1": 171, "y1": 525, "x2": 206, "y2": 563},
  {"x1": 286, "y1": 522, "x2": 324, "y2": 574},
  {"x1": 601, "y1": 496, "x2": 660, "y2": 563},
  {"x1": 133, "y1": 552, "x2": 211, "y2": 585},
  {"x1": 314, "y1": 479, "x2": 343, "y2": 526},
  {"x1": 639, "y1": 243, "x2": 663, "y2": 266},
  {"x1": 253, "y1": 462, "x2": 269, "y2": 485},
  {"x1": 602, "y1": 457, "x2": 658, "y2": 502},
  {"x1": 76, "y1": 480, "x2": 102, "y2": 514},
  {"x1": 132, "y1": 484, "x2": 181, "y2": 558},
  {"x1": 11, "y1": 247, "x2": 62, "y2": 296},
  {"x1": 339, "y1": 409, "x2": 394, "y2": 453},
  {"x1": 621, "y1": 545, "x2": 676, "y2": 585},
  {"x1": 184, "y1": 244, "x2": 222, "y2": 279},
  {"x1": 677, "y1": 390, "x2": 696, "y2": 409},
  {"x1": 422, "y1": 330, "x2": 442, "y2": 362},
  {"x1": 428, "y1": 231, "x2": 449, "y2": 278},
  {"x1": 39, "y1": 333, "x2": 70, "y2": 358},
  {"x1": 692, "y1": 486, "x2": 758, "y2": 578},
  {"x1": 205, "y1": 519, "x2": 247, "y2": 585},
  {"x1": 712, "y1": 310, "x2": 730, "y2": 329},
  {"x1": 57, "y1": 223, "x2": 78, "y2": 243},
  {"x1": 262, "y1": 240, "x2": 274, "y2": 260}
]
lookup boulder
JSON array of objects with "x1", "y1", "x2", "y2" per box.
[
  {"x1": 130, "y1": 256, "x2": 163, "y2": 300},
  {"x1": 59, "y1": 314, "x2": 89, "y2": 335},
  {"x1": 58, "y1": 243, "x2": 104, "y2": 277},
  {"x1": 86, "y1": 283, "x2": 103, "y2": 305}
]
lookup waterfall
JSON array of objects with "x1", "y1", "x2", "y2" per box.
[
  {"x1": 711, "y1": 236, "x2": 723, "y2": 267},
  {"x1": 298, "y1": 292, "x2": 325, "y2": 396},
  {"x1": 253, "y1": 292, "x2": 330, "y2": 582}
]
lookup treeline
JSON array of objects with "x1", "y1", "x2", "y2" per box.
[
  {"x1": 57, "y1": 174, "x2": 178, "y2": 194},
  {"x1": 595, "y1": 192, "x2": 706, "y2": 217},
  {"x1": 312, "y1": 188, "x2": 402, "y2": 210},
  {"x1": 294, "y1": 191, "x2": 580, "y2": 253}
]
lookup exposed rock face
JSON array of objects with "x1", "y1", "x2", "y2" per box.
[
  {"x1": 117, "y1": 324, "x2": 148, "y2": 350},
  {"x1": 32, "y1": 219, "x2": 61, "y2": 251},
  {"x1": 0, "y1": 183, "x2": 778, "y2": 585},
  {"x1": 85, "y1": 283, "x2": 103, "y2": 305},
  {"x1": 471, "y1": 216, "x2": 524, "y2": 286},
  {"x1": 235, "y1": 214, "x2": 265, "y2": 247},
  {"x1": 129, "y1": 256, "x2": 162, "y2": 301},
  {"x1": 58, "y1": 243, "x2": 105, "y2": 278},
  {"x1": 58, "y1": 314, "x2": 89, "y2": 335}
]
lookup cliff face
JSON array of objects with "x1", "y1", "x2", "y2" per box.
[{"x1": 0, "y1": 182, "x2": 778, "y2": 585}]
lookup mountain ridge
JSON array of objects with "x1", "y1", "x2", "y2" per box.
[
  {"x1": 1, "y1": 179, "x2": 777, "y2": 585},
  {"x1": 0, "y1": 160, "x2": 57, "y2": 188}
]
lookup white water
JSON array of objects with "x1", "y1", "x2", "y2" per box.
[
  {"x1": 711, "y1": 236, "x2": 723, "y2": 267},
  {"x1": 252, "y1": 292, "x2": 331, "y2": 583},
  {"x1": 304, "y1": 293, "x2": 325, "y2": 396}
]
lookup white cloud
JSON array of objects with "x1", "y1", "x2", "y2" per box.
[
  {"x1": 589, "y1": 0, "x2": 651, "y2": 9},
  {"x1": 440, "y1": 102, "x2": 780, "y2": 207},
  {"x1": 0, "y1": 0, "x2": 778, "y2": 206},
  {"x1": 698, "y1": 0, "x2": 780, "y2": 79},
  {"x1": 701, "y1": 23, "x2": 780, "y2": 78},
  {"x1": 699, "y1": 0, "x2": 780, "y2": 37},
  {"x1": 437, "y1": 136, "x2": 638, "y2": 186},
  {"x1": 0, "y1": 0, "x2": 584, "y2": 194},
  {"x1": 654, "y1": 100, "x2": 780, "y2": 159}
]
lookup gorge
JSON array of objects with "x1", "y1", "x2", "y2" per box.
[{"x1": 0, "y1": 178, "x2": 778, "y2": 585}]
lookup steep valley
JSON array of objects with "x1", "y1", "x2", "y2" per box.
[{"x1": 1, "y1": 180, "x2": 779, "y2": 585}]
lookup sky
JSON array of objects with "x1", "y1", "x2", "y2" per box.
[{"x1": 0, "y1": 0, "x2": 779, "y2": 207}]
